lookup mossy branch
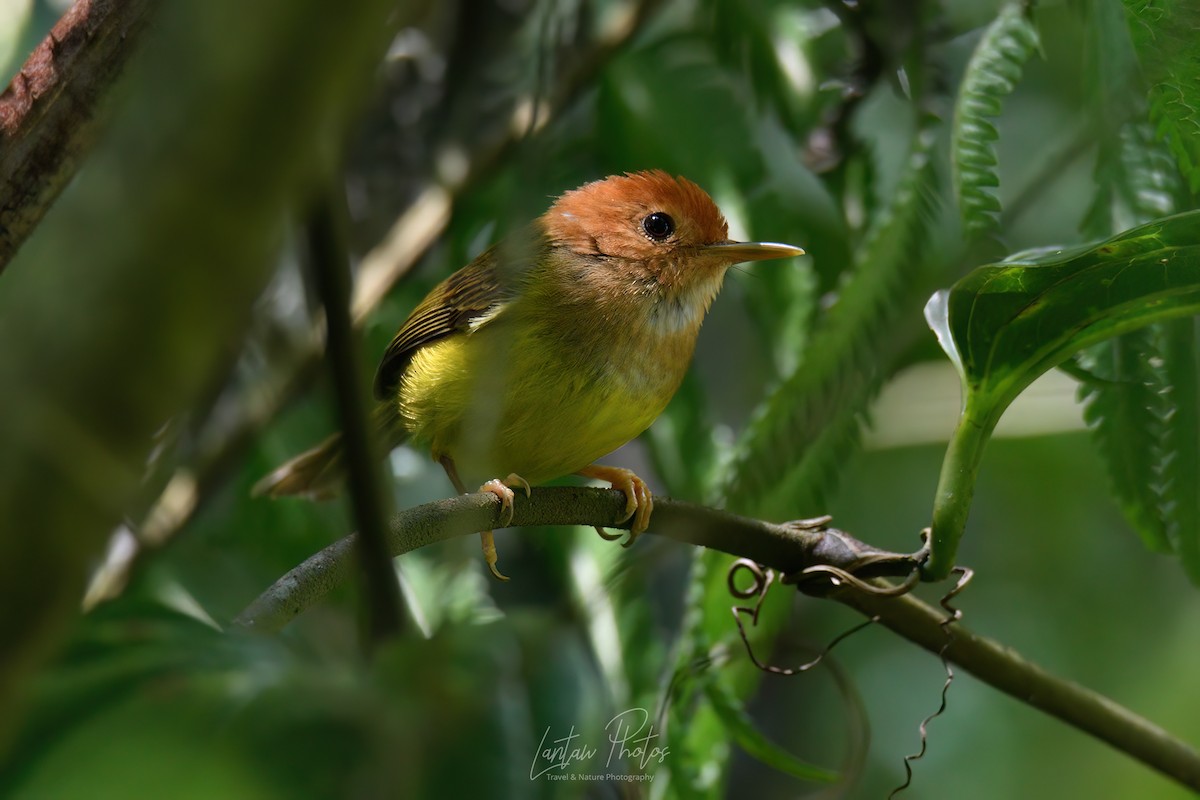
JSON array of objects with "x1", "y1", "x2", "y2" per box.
[{"x1": 235, "y1": 487, "x2": 1200, "y2": 792}]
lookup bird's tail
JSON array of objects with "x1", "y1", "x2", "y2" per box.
[{"x1": 252, "y1": 403, "x2": 407, "y2": 500}]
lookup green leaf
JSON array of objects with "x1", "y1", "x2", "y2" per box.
[
  {"x1": 1117, "y1": 123, "x2": 1186, "y2": 222},
  {"x1": 723, "y1": 127, "x2": 939, "y2": 520},
  {"x1": 1123, "y1": 0, "x2": 1200, "y2": 192},
  {"x1": 644, "y1": 371, "x2": 721, "y2": 502},
  {"x1": 1081, "y1": 0, "x2": 1141, "y2": 132},
  {"x1": 1075, "y1": 122, "x2": 1183, "y2": 560},
  {"x1": 597, "y1": 39, "x2": 760, "y2": 180},
  {"x1": 704, "y1": 678, "x2": 839, "y2": 783},
  {"x1": 1159, "y1": 318, "x2": 1200, "y2": 581},
  {"x1": 1083, "y1": 122, "x2": 1182, "y2": 238},
  {"x1": 1076, "y1": 330, "x2": 1170, "y2": 552},
  {"x1": 925, "y1": 210, "x2": 1200, "y2": 579},
  {"x1": 951, "y1": 3, "x2": 1041, "y2": 238},
  {"x1": 704, "y1": 0, "x2": 821, "y2": 135}
]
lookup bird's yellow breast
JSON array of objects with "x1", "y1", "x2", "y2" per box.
[{"x1": 394, "y1": 298, "x2": 696, "y2": 486}]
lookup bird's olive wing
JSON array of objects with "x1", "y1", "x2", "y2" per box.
[{"x1": 373, "y1": 242, "x2": 518, "y2": 398}]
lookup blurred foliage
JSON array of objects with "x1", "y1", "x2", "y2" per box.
[{"x1": 3, "y1": 0, "x2": 1200, "y2": 798}]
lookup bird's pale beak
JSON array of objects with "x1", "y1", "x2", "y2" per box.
[{"x1": 704, "y1": 241, "x2": 805, "y2": 263}]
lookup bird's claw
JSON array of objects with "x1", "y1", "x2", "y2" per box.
[
  {"x1": 477, "y1": 474, "x2": 529, "y2": 581},
  {"x1": 594, "y1": 526, "x2": 624, "y2": 542},
  {"x1": 480, "y1": 475, "x2": 528, "y2": 528},
  {"x1": 578, "y1": 465, "x2": 653, "y2": 548},
  {"x1": 505, "y1": 473, "x2": 532, "y2": 498},
  {"x1": 479, "y1": 529, "x2": 510, "y2": 582}
]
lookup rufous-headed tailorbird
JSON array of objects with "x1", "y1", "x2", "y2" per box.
[{"x1": 255, "y1": 171, "x2": 804, "y2": 580}]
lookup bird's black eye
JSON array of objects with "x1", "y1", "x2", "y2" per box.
[{"x1": 641, "y1": 212, "x2": 675, "y2": 241}]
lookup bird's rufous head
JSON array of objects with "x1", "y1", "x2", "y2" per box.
[{"x1": 540, "y1": 171, "x2": 803, "y2": 290}]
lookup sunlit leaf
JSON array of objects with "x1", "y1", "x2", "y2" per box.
[{"x1": 926, "y1": 210, "x2": 1200, "y2": 579}]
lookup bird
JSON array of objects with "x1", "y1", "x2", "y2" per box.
[{"x1": 255, "y1": 170, "x2": 804, "y2": 580}]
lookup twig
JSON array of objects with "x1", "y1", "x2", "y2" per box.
[
  {"x1": 0, "y1": 0, "x2": 158, "y2": 272},
  {"x1": 233, "y1": 488, "x2": 1200, "y2": 793},
  {"x1": 304, "y1": 190, "x2": 407, "y2": 643}
]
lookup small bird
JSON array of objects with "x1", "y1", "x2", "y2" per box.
[{"x1": 256, "y1": 171, "x2": 803, "y2": 579}]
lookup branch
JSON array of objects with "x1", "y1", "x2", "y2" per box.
[
  {"x1": 0, "y1": 0, "x2": 158, "y2": 273},
  {"x1": 235, "y1": 488, "x2": 919, "y2": 631},
  {"x1": 234, "y1": 487, "x2": 1200, "y2": 792}
]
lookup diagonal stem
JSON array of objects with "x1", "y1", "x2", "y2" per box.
[{"x1": 304, "y1": 189, "x2": 408, "y2": 644}]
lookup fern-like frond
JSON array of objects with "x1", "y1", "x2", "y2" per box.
[
  {"x1": 1077, "y1": 121, "x2": 1186, "y2": 560},
  {"x1": 1076, "y1": 330, "x2": 1170, "y2": 552},
  {"x1": 1118, "y1": 121, "x2": 1186, "y2": 221},
  {"x1": 1123, "y1": 0, "x2": 1200, "y2": 192},
  {"x1": 1158, "y1": 318, "x2": 1200, "y2": 583},
  {"x1": 721, "y1": 129, "x2": 939, "y2": 519},
  {"x1": 951, "y1": 3, "x2": 1040, "y2": 238}
]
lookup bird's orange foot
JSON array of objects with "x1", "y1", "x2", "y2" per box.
[
  {"x1": 478, "y1": 474, "x2": 531, "y2": 581},
  {"x1": 576, "y1": 464, "x2": 653, "y2": 548}
]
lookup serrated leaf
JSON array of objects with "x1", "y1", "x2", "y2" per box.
[
  {"x1": 1119, "y1": 122, "x2": 1187, "y2": 222},
  {"x1": 1158, "y1": 318, "x2": 1200, "y2": 581},
  {"x1": 1076, "y1": 330, "x2": 1170, "y2": 552},
  {"x1": 926, "y1": 210, "x2": 1200, "y2": 579},
  {"x1": 951, "y1": 3, "x2": 1041, "y2": 238},
  {"x1": 723, "y1": 128, "x2": 939, "y2": 519},
  {"x1": 665, "y1": 133, "x2": 940, "y2": 794},
  {"x1": 1076, "y1": 119, "x2": 1183, "y2": 562},
  {"x1": 1083, "y1": 122, "x2": 1181, "y2": 239},
  {"x1": 1123, "y1": 0, "x2": 1200, "y2": 192},
  {"x1": 704, "y1": 678, "x2": 839, "y2": 783}
]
